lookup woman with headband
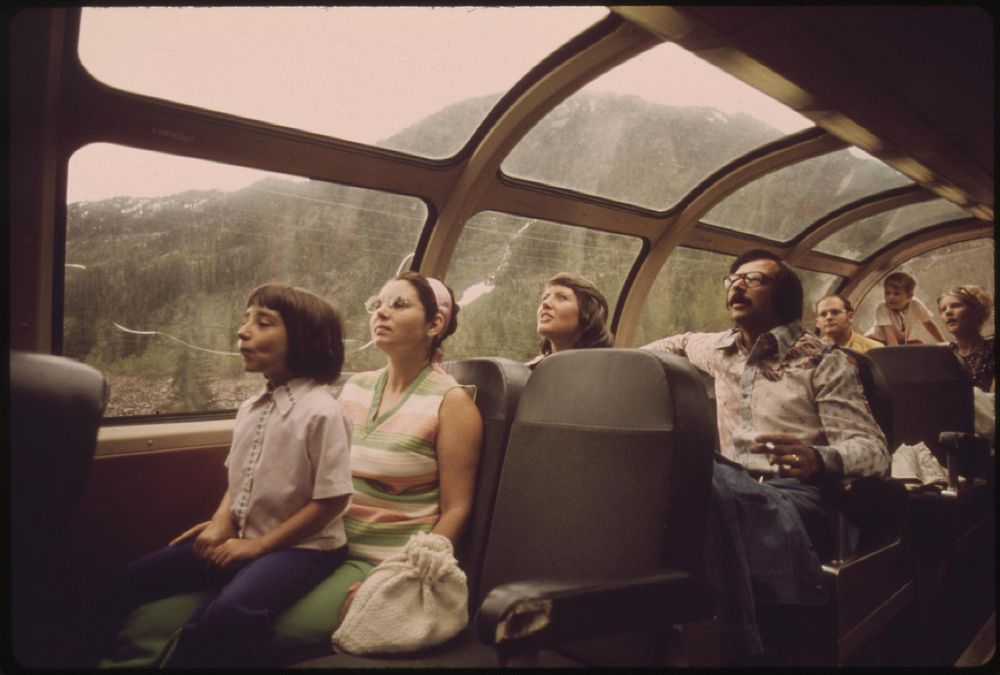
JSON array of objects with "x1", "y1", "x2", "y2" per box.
[
  {"x1": 315, "y1": 272, "x2": 482, "y2": 636},
  {"x1": 938, "y1": 285, "x2": 995, "y2": 393}
]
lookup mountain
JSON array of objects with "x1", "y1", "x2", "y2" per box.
[{"x1": 64, "y1": 92, "x2": 879, "y2": 416}]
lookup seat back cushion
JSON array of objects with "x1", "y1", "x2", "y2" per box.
[
  {"x1": 867, "y1": 345, "x2": 973, "y2": 462},
  {"x1": 478, "y1": 348, "x2": 716, "y2": 603}
]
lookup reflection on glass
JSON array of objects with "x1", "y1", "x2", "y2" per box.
[
  {"x1": 79, "y1": 7, "x2": 606, "y2": 159},
  {"x1": 65, "y1": 143, "x2": 426, "y2": 417},
  {"x1": 704, "y1": 148, "x2": 913, "y2": 242},
  {"x1": 446, "y1": 211, "x2": 641, "y2": 361},
  {"x1": 814, "y1": 199, "x2": 972, "y2": 261},
  {"x1": 503, "y1": 42, "x2": 811, "y2": 210},
  {"x1": 854, "y1": 238, "x2": 995, "y2": 341}
]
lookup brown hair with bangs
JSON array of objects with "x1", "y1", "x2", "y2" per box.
[
  {"x1": 538, "y1": 272, "x2": 614, "y2": 357},
  {"x1": 246, "y1": 283, "x2": 345, "y2": 384}
]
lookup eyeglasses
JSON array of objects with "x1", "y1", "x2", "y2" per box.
[
  {"x1": 722, "y1": 271, "x2": 776, "y2": 290},
  {"x1": 364, "y1": 295, "x2": 414, "y2": 314}
]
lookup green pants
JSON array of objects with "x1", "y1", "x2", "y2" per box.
[{"x1": 100, "y1": 558, "x2": 375, "y2": 668}]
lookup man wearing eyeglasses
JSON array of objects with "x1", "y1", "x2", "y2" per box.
[
  {"x1": 815, "y1": 294, "x2": 882, "y2": 353},
  {"x1": 642, "y1": 248, "x2": 889, "y2": 664}
]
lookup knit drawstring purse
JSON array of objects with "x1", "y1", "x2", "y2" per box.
[{"x1": 331, "y1": 531, "x2": 469, "y2": 654}]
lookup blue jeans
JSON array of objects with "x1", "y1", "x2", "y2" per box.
[
  {"x1": 703, "y1": 461, "x2": 830, "y2": 658},
  {"x1": 105, "y1": 538, "x2": 347, "y2": 667}
]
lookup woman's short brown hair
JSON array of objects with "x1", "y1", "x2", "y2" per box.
[
  {"x1": 246, "y1": 283, "x2": 345, "y2": 384},
  {"x1": 538, "y1": 273, "x2": 614, "y2": 356}
]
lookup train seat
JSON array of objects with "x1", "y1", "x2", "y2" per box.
[
  {"x1": 693, "y1": 350, "x2": 912, "y2": 665},
  {"x1": 864, "y1": 346, "x2": 975, "y2": 462},
  {"x1": 11, "y1": 351, "x2": 109, "y2": 667},
  {"x1": 819, "y1": 349, "x2": 913, "y2": 665},
  {"x1": 440, "y1": 357, "x2": 532, "y2": 607},
  {"x1": 296, "y1": 348, "x2": 719, "y2": 667},
  {"x1": 864, "y1": 346, "x2": 992, "y2": 549},
  {"x1": 98, "y1": 357, "x2": 531, "y2": 667},
  {"x1": 864, "y1": 345, "x2": 995, "y2": 664}
]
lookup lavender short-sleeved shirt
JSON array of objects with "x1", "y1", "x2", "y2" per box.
[{"x1": 226, "y1": 377, "x2": 354, "y2": 551}]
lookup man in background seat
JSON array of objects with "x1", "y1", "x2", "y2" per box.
[
  {"x1": 815, "y1": 294, "x2": 883, "y2": 353},
  {"x1": 642, "y1": 248, "x2": 889, "y2": 663}
]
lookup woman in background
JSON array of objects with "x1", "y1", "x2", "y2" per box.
[
  {"x1": 938, "y1": 285, "x2": 994, "y2": 392},
  {"x1": 528, "y1": 272, "x2": 614, "y2": 368},
  {"x1": 938, "y1": 284, "x2": 994, "y2": 448}
]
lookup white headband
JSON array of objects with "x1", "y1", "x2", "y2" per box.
[{"x1": 427, "y1": 277, "x2": 453, "y2": 328}]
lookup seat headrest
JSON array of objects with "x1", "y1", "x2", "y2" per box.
[
  {"x1": 867, "y1": 345, "x2": 971, "y2": 385},
  {"x1": 515, "y1": 348, "x2": 701, "y2": 429},
  {"x1": 442, "y1": 357, "x2": 530, "y2": 422},
  {"x1": 10, "y1": 351, "x2": 109, "y2": 415}
]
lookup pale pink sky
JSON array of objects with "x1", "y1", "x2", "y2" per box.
[{"x1": 69, "y1": 6, "x2": 816, "y2": 203}]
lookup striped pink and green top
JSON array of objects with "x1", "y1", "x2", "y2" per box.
[{"x1": 338, "y1": 364, "x2": 465, "y2": 563}]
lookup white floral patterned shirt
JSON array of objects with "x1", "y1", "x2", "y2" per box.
[{"x1": 643, "y1": 322, "x2": 889, "y2": 478}]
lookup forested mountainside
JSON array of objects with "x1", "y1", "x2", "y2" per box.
[{"x1": 64, "y1": 91, "x2": 899, "y2": 416}]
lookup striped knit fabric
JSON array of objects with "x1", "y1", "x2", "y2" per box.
[{"x1": 339, "y1": 364, "x2": 464, "y2": 564}]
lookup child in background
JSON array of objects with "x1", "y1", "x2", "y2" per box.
[
  {"x1": 101, "y1": 284, "x2": 354, "y2": 668},
  {"x1": 866, "y1": 271, "x2": 946, "y2": 345}
]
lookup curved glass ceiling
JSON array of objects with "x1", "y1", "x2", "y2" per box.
[
  {"x1": 78, "y1": 7, "x2": 608, "y2": 159},
  {"x1": 502, "y1": 42, "x2": 812, "y2": 211},
  {"x1": 815, "y1": 199, "x2": 973, "y2": 261},
  {"x1": 703, "y1": 148, "x2": 914, "y2": 242}
]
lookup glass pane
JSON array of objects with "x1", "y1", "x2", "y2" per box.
[
  {"x1": 798, "y1": 268, "x2": 842, "y2": 328},
  {"x1": 703, "y1": 148, "x2": 913, "y2": 242},
  {"x1": 814, "y1": 199, "x2": 972, "y2": 261},
  {"x1": 634, "y1": 248, "x2": 734, "y2": 345},
  {"x1": 502, "y1": 42, "x2": 811, "y2": 211},
  {"x1": 634, "y1": 249, "x2": 840, "y2": 345},
  {"x1": 446, "y1": 212, "x2": 642, "y2": 362},
  {"x1": 854, "y1": 238, "x2": 995, "y2": 342},
  {"x1": 79, "y1": 7, "x2": 607, "y2": 159},
  {"x1": 65, "y1": 143, "x2": 426, "y2": 417}
]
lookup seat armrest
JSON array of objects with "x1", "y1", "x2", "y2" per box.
[
  {"x1": 475, "y1": 571, "x2": 713, "y2": 654},
  {"x1": 939, "y1": 432, "x2": 991, "y2": 494},
  {"x1": 824, "y1": 475, "x2": 909, "y2": 563}
]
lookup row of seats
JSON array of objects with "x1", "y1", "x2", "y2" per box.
[
  {"x1": 844, "y1": 346, "x2": 995, "y2": 666},
  {"x1": 300, "y1": 349, "x2": 722, "y2": 667},
  {"x1": 10, "y1": 349, "x2": 722, "y2": 667},
  {"x1": 10, "y1": 346, "x2": 992, "y2": 667},
  {"x1": 301, "y1": 345, "x2": 993, "y2": 667}
]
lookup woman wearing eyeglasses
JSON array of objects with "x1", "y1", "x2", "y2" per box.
[
  {"x1": 938, "y1": 285, "x2": 994, "y2": 393},
  {"x1": 307, "y1": 272, "x2": 482, "y2": 639}
]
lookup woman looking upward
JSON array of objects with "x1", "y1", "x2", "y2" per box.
[
  {"x1": 529, "y1": 272, "x2": 614, "y2": 368},
  {"x1": 938, "y1": 285, "x2": 995, "y2": 393}
]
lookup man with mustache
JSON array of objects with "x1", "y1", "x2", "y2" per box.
[{"x1": 643, "y1": 249, "x2": 888, "y2": 664}]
